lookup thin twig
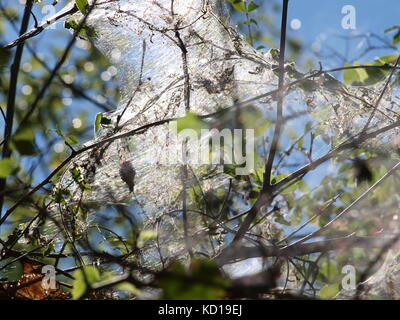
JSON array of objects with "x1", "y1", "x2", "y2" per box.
[
  {"x1": 361, "y1": 54, "x2": 400, "y2": 132},
  {"x1": 283, "y1": 160, "x2": 400, "y2": 249},
  {"x1": 3, "y1": 3, "x2": 78, "y2": 49}
]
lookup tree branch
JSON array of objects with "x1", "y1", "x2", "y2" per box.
[
  {"x1": 216, "y1": 235, "x2": 398, "y2": 265},
  {"x1": 0, "y1": 0, "x2": 34, "y2": 221},
  {"x1": 231, "y1": 0, "x2": 289, "y2": 244},
  {"x1": 3, "y1": 3, "x2": 78, "y2": 49}
]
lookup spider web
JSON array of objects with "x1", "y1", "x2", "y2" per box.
[{"x1": 46, "y1": 0, "x2": 400, "y2": 273}]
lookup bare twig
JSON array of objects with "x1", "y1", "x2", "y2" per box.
[
  {"x1": 362, "y1": 54, "x2": 400, "y2": 132},
  {"x1": 3, "y1": 3, "x2": 78, "y2": 49},
  {"x1": 283, "y1": 160, "x2": 400, "y2": 249},
  {"x1": 216, "y1": 235, "x2": 396, "y2": 265}
]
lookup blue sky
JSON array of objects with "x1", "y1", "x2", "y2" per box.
[
  {"x1": 288, "y1": 0, "x2": 400, "y2": 38},
  {"x1": 286, "y1": 0, "x2": 400, "y2": 66}
]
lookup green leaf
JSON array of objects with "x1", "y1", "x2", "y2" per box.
[
  {"x1": 393, "y1": 30, "x2": 400, "y2": 45},
  {"x1": 239, "y1": 107, "x2": 271, "y2": 136},
  {"x1": 95, "y1": 113, "x2": 102, "y2": 132},
  {"x1": 269, "y1": 48, "x2": 280, "y2": 61},
  {"x1": 116, "y1": 282, "x2": 141, "y2": 296},
  {"x1": 53, "y1": 187, "x2": 71, "y2": 204},
  {"x1": 13, "y1": 127, "x2": 35, "y2": 141},
  {"x1": 175, "y1": 112, "x2": 209, "y2": 134},
  {"x1": 51, "y1": 128, "x2": 80, "y2": 147},
  {"x1": 319, "y1": 283, "x2": 340, "y2": 299},
  {"x1": 67, "y1": 135, "x2": 79, "y2": 145},
  {"x1": 384, "y1": 25, "x2": 400, "y2": 45},
  {"x1": 305, "y1": 121, "x2": 313, "y2": 134},
  {"x1": 243, "y1": 18, "x2": 258, "y2": 26},
  {"x1": 75, "y1": 0, "x2": 88, "y2": 14},
  {"x1": 72, "y1": 278, "x2": 86, "y2": 300},
  {"x1": 12, "y1": 140, "x2": 36, "y2": 156},
  {"x1": 343, "y1": 63, "x2": 368, "y2": 85},
  {"x1": 159, "y1": 259, "x2": 228, "y2": 300},
  {"x1": 109, "y1": 239, "x2": 129, "y2": 254},
  {"x1": 297, "y1": 137, "x2": 304, "y2": 149},
  {"x1": 0, "y1": 258, "x2": 23, "y2": 282},
  {"x1": 375, "y1": 54, "x2": 399, "y2": 65},
  {"x1": 228, "y1": 0, "x2": 247, "y2": 13},
  {"x1": 44, "y1": 241, "x2": 56, "y2": 256},
  {"x1": 70, "y1": 167, "x2": 91, "y2": 191},
  {"x1": 250, "y1": 167, "x2": 264, "y2": 185},
  {"x1": 64, "y1": 17, "x2": 96, "y2": 38},
  {"x1": 385, "y1": 25, "x2": 400, "y2": 33},
  {"x1": 223, "y1": 164, "x2": 247, "y2": 181},
  {"x1": 70, "y1": 167, "x2": 81, "y2": 181},
  {"x1": 247, "y1": 2, "x2": 260, "y2": 12},
  {"x1": 274, "y1": 211, "x2": 291, "y2": 226},
  {"x1": 72, "y1": 266, "x2": 100, "y2": 300},
  {"x1": 137, "y1": 229, "x2": 157, "y2": 248},
  {"x1": 10, "y1": 127, "x2": 36, "y2": 156},
  {"x1": 343, "y1": 63, "x2": 385, "y2": 86},
  {"x1": 318, "y1": 261, "x2": 339, "y2": 283},
  {"x1": 54, "y1": 128, "x2": 64, "y2": 137},
  {"x1": 0, "y1": 158, "x2": 19, "y2": 178}
]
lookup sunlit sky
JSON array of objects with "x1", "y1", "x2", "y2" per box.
[{"x1": 288, "y1": 0, "x2": 399, "y2": 66}]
